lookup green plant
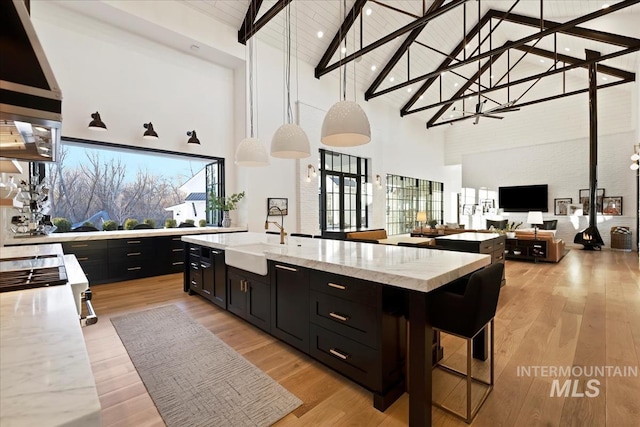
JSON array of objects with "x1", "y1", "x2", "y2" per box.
[
  {"x1": 165, "y1": 218, "x2": 177, "y2": 228},
  {"x1": 506, "y1": 221, "x2": 523, "y2": 231},
  {"x1": 428, "y1": 219, "x2": 438, "y2": 228},
  {"x1": 209, "y1": 191, "x2": 245, "y2": 211},
  {"x1": 124, "y1": 218, "x2": 139, "y2": 230},
  {"x1": 52, "y1": 217, "x2": 71, "y2": 233},
  {"x1": 102, "y1": 220, "x2": 118, "y2": 231},
  {"x1": 185, "y1": 218, "x2": 195, "y2": 225},
  {"x1": 143, "y1": 218, "x2": 156, "y2": 228},
  {"x1": 83, "y1": 221, "x2": 95, "y2": 228},
  {"x1": 198, "y1": 219, "x2": 207, "y2": 227}
]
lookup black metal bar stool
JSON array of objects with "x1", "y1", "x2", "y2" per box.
[{"x1": 428, "y1": 262, "x2": 504, "y2": 423}]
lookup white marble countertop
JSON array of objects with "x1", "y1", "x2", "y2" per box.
[
  {"x1": 0, "y1": 247, "x2": 101, "y2": 427},
  {"x1": 6, "y1": 226, "x2": 247, "y2": 244},
  {"x1": 183, "y1": 232, "x2": 491, "y2": 293}
]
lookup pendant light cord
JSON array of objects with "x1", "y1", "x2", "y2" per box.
[
  {"x1": 342, "y1": 0, "x2": 347, "y2": 101},
  {"x1": 285, "y1": 3, "x2": 292, "y2": 124}
]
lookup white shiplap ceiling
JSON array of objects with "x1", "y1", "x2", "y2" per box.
[{"x1": 184, "y1": 0, "x2": 639, "y2": 125}]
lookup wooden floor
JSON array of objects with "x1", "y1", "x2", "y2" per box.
[{"x1": 82, "y1": 249, "x2": 640, "y2": 427}]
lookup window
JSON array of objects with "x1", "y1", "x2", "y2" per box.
[
  {"x1": 46, "y1": 137, "x2": 224, "y2": 229},
  {"x1": 319, "y1": 149, "x2": 369, "y2": 231},
  {"x1": 385, "y1": 174, "x2": 444, "y2": 235}
]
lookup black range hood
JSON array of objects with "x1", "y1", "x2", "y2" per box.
[{"x1": 0, "y1": 0, "x2": 62, "y2": 162}]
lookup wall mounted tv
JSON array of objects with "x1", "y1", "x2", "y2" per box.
[{"x1": 498, "y1": 184, "x2": 548, "y2": 212}]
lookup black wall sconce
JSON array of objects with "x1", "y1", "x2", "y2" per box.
[
  {"x1": 187, "y1": 130, "x2": 200, "y2": 145},
  {"x1": 143, "y1": 122, "x2": 158, "y2": 139},
  {"x1": 88, "y1": 111, "x2": 107, "y2": 131},
  {"x1": 306, "y1": 164, "x2": 317, "y2": 182}
]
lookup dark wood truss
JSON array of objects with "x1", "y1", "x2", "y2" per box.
[{"x1": 238, "y1": 0, "x2": 292, "y2": 45}]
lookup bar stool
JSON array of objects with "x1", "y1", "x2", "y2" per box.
[{"x1": 428, "y1": 263, "x2": 504, "y2": 423}]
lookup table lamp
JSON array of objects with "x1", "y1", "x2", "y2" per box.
[
  {"x1": 416, "y1": 211, "x2": 427, "y2": 233},
  {"x1": 527, "y1": 211, "x2": 544, "y2": 239}
]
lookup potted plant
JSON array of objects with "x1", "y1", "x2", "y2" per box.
[
  {"x1": 143, "y1": 218, "x2": 156, "y2": 228},
  {"x1": 198, "y1": 219, "x2": 207, "y2": 227},
  {"x1": 124, "y1": 218, "x2": 139, "y2": 230},
  {"x1": 164, "y1": 218, "x2": 177, "y2": 228},
  {"x1": 52, "y1": 217, "x2": 71, "y2": 233},
  {"x1": 102, "y1": 220, "x2": 118, "y2": 231},
  {"x1": 505, "y1": 221, "x2": 522, "y2": 239},
  {"x1": 209, "y1": 191, "x2": 245, "y2": 227}
]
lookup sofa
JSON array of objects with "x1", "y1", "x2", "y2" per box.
[
  {"x1": 514, "y1": 230, "x2": 566, "y2": 262},
  {"x1": 345, "y1": 229, "x2": 387, "y2": 241}
]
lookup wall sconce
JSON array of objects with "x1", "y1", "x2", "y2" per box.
[
  {"x1": 375, "y1": 174, "x2": 383, "y2": 189},
  {"x1": 88, "y1": 111, "x2": 107, "y2": 131},
  {"x1": 143, "y1": 122, "x2": 158, "y2": 139},
  {"x1": 306, "y1": 164, "x2": 317, "y2": 182},
  {"x1": 631, "y1": 143, "x2": 640, "y2": 170},
  {"x1": 187, "y1": 130, "x2": 200, "y2": 145}
]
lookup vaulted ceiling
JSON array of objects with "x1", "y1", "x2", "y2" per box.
[{"x1": 185, "y1": 1, "x2": 640, "y2": 127}]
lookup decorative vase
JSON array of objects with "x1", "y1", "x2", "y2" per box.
[
  {"x1": 506, "y1": 231, "x2": 516, "y2": 239},
  {"x1": 222, "y1": 211, "x2": 231, "y2": 228}
]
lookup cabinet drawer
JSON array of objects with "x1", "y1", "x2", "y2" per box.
[
  {"x1": 68, "y1": 250, "x2": 107, "y2": 263},
  {"x1": 492, "y1": 248, "x2": 505, "y2": 263},
  {"x1": 76, "y1": 259, "x2": 109, "y2": 284},
  {"x1": 310, "y1": 271, "x2": 379, "y2": 306},
  {"x1": 108, "y1": 247, "x2": 154, "y2": 261},
  {"x1": 310, "y1": 291, "x2": 378, "y2": 348},
  {"x1": 108, "y1": 238, "x2": 154, "y2": 249},
  {"x1": 479, "y1": 241, "x2": 494, "y2": 254},
  {"x1": 109, "y1": 260, "x2": 154, "y2": 280},
  {"x1": 62, "y1": 240, "x2": 107, "y2": 252},
  {"x1": 310, "y1": 324, "x2": 379, "y2": 390}
]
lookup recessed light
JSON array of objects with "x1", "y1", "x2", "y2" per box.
[
  {"x1": 490, "y1": 75, "x2": 495, "y2": 79},
  {"x1": 407, "y1": 87, "x2": 413, "y2": 93},
  {"x1": 317, "y1": 31, "x2": 324, "y2": 38},
  {"x1": 602, "y1": 4, "x2": 610, "y2": 9},
  {"x1": 465, "y1": 44, "x2": 470, "y2": 49},
  {"x1": 449, "y1": 114, "x2": 454, "y2": 118},
  {"x1": 341, "y1": 46, "x2": 347, "y2": 54},
  {"x1": 371, "y1": 65, "x2": 377, "y2": 71},
  {"x1": 564, "y1": 47, "x2": 571, "y2": 52},
  {"x1": 441, "y1": 71, "x2": 447, "y2": 76},
  {"x1": 389, "y1": 76, "x2": 395, "y2": 82},
  {"x1": 365, "y1": 8, "x2": 372, "y2": 16},
  {"x1": 419, "y1": 95, "x2": 424, "y2": 100},
  {"x1": 540, "y1": 59, "x2": 545, "y2": 63},
  {"x1": 602, "y1": 77, "x2": 608, "y2": 81}
]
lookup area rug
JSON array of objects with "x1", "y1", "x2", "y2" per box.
[{"x1": 111, "y1": 305, "x2": 302, "y2": 427}]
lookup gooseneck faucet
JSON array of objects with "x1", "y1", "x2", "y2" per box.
[{"x1": 265, "y1": 206, "x2": 286, "y2": 244}]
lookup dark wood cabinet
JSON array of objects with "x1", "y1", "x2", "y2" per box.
[
  {"x1": 61, "y1": 240, "x2": 109, "y2": 283},
  {"x1": 108, "y1": 238, "x2": 155, "y2": 281},
  {"x1": 505, "y1": 238, "x2": 548, "y2": 262},
  {"x1": 157, "y1": 236, "x2": 185, "y2": 274},
  {"x1": 186, "y1": 244, "x2": 226, "y2": 309},
  {"x1": 270, "y1": 261, "x2": 310, "y2": 353},
  {"x1": 227, "y1": 267, "x2": 270, "y2": 333}
]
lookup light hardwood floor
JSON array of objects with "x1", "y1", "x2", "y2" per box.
[{"x1": 82, "y1": 249, "x2": 640, "y2": 427}]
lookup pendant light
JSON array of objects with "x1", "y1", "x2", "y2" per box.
[
  {"x1": 270, "y1": 1, "x2": 310, "y2": 159},
  {"x1": 321, "y1": 0, "x2": 370, "y2": 147},
  {"x1": 235, "y1": 2, "x2": 269, "y2": 167}
]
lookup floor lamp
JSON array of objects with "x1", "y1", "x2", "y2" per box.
[
  {"x1": 527, "y1": 211, "x2": 544, "y2": 240},
  {"x1": 416, "y1": 211, "x2": 427, "y2": 234}
]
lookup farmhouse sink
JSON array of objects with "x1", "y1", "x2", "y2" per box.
[{"x1": 224, "y1": 242, "x2": 284, "y2": 276}]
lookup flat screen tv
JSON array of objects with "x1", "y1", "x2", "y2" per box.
[{"x1": 498, "y1": 184, "x2": 548, "y2": 212}]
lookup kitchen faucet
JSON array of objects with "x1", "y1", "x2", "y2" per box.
[{"x1": 265, "y1": 206, "x2": 286, "y2": 244}]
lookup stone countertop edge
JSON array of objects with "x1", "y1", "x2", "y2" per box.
[
  {"x1": 7, "y1": 227, "x2": 247, "y2": 244},
  {"x1": 0, "y1": 254, "x2": 101, "y2": 427},
  {"x1": 182, "y1": 232, "x2": 491, "y2": 293}
]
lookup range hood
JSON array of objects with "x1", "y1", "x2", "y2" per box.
[{"x1": 0, "y1": 0, "x2": 62, "y2": 162}]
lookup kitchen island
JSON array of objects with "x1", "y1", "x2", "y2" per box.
[
  {"x1": 183, "y1": 232, "x2": 491, "y2": 426},
  {"x1": 0, "y1": 245, "x2": 101, "y2": 427}
]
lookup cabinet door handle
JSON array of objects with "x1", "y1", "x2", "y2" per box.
[
  {"x1": 328, "y1": 282, "x2": 346, "y2": 290},
  {"x1": 127, "y1": 240, "x2": 141, "y2": 244},
  {"x1": 76, "y1": 257, "x2": 89, "y2": 261},
  {"x1": 70, "y1": 244, "x2": 89, "y2": 248},
  {"x1": 276, "y1": 264, "x2": 297, "y2": 272},
  {"x1": 172, "y1": 261, "x2": 184, "y2": 266},
  {"x1": 172, "y1": 248, "x2": 184, "y2": 252},
  {"x1": 329, "y1": 348, "x2": 349, "y2": 360},
  {"x1": 191, "y1": 280, "x2": 197, "y2": 286},
  {"x1": 127, "y1": 252, "x2": 141, "y2": 256},
  {"x1": 190, "y1": 262, "x2": 199, "y2": 269},
  {"x1": 127, "y1": 266, "x2": 142, "y2": 271},
  {"x1": 240, "y1": 280, "x2": 244, "y2": 292},
  {"x1": 329, "y1": 312, "x2": 349, "y2": 322},
  {"x1": 203, "y1": 289, "x2": 211, "y2": 295},
  {"x1": 211, "y1": 250, "x2": 221, "y2": 255},
  {"x1": 172, "y1": 237, "x2": 181, "y2": 241}
]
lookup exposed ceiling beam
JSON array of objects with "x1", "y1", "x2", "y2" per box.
[
  {"x1": 314, "y1": 0, "x2": 368, "y2": 79},
  {"x1": 414, "y1": 45, "x2": 638, "y2": 118},
  {"x1": 426, "y1": 44, "x2": 509, "y2": 127},
  {"x1": 384, "y1": 0, "x2": 639, "y2": 109},
  {"x1": 238, "y1": 0, "x2": 292, "y2": 45},
  {"x1": 427, "y1": 79, "x2": 630, "y2": 128},
  {"x1": 315, "y1": 0, "x2": 469, "y2": 79},
  {"x1": 364, "y1": 0, "x2": 446, "y2": 99}
]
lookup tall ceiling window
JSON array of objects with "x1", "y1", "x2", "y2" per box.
[
  {"x1": 46, "y1": 138, "x2": 224, "y2": 229},
  {"x1": 386, "y1": 174, "x2": 444, "y2": 236},
  {"x1": 319, "y1": 149, "x2": 369, "y2": 231}
]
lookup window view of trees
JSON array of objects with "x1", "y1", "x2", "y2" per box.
[{"x1": 46, "y1": 141, "x2": 214, "y2": 230}]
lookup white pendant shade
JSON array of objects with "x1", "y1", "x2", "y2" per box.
[
  {"x1": 235, "y1": 137, "x2": 270, "y2": 166},
  {"x1": 270, "y1": 124, "x2": 311, "y2": 159},
  {"x1": 321, "y1": 100, "x2": 371, "y2": 147}
]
